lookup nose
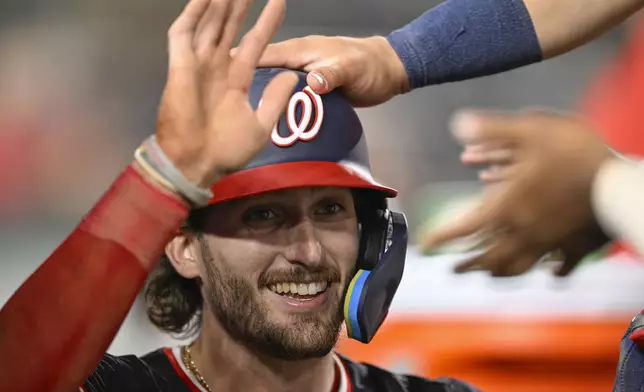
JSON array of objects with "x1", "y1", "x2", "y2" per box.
[{"x1": 283, "y1": 219, "x2": 324, "y2": 267}]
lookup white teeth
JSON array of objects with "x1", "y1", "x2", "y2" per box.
[{"x1": 269, "y1": 281, "x2": 329, "y2": 295}]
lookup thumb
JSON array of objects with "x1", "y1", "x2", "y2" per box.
[{"x1": 306, "y1": 65, "x2": 343, "y2": 95}]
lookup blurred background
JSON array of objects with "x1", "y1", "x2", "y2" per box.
[{"x1": 2, "y1": 1, "x2": 644, "y2": 391}]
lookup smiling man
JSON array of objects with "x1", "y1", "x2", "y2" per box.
[
  {"x1": 128, "y1": 64, "x2": 464, "y2": 390},
  {"x1": 0, "y1": 0, "x2": 478, "y2": 391}
]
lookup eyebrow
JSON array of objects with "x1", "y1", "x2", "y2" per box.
[{"x1": 259, "y1": 187, "x2": 337, "y2": 198}]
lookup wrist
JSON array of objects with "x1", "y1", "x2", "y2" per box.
[
  {"x1": 366, "y1": 36, "x2": 410, "y2": 96},
  {"x1": 155, "y1": 139, "x2": 217, "y2": 189},
  {"x1": 132, "y1": 160, "x2": 189, "y2": 206},
  {"x1": 385, "y1": 0, "x2": 542, "y2": 88},
  {"x1": 134, "y1": 136, "x2": 216, "y2": 207}
]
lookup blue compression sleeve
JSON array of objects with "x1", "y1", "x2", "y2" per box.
[{"x1": 386, "y1": 0, "x2": 543, "y2": 89}]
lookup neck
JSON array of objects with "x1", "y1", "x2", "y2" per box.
[{"x1": 187, "y1": 313, "x2": 338, "y2": 392}]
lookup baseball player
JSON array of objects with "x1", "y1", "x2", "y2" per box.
[{"x1": 0, "y1": 1, "x2": 477, "y2": 391}]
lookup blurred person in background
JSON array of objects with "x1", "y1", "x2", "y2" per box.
[{"x1": 0, "y1": 1, "x2": 479, "y2": 391}]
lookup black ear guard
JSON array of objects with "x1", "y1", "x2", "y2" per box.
[{"x1": 343, "y1": 201, "x2": 408, "y2": 344}]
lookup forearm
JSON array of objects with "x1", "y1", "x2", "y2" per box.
[
  {"x1": 0, "y1": 164, "x2": 189, "y2": 392},
  {"x1": 386, "y1": 0, "x2": 643, "y2": 89},
  {"x1": 525, "y1": 0, "x2": 644, "y2": 59},
  {"x1": 592, "y1": 157, "x2": 644, "y2": 258},
  {"x1": 386, "y1": 0, "x2": 542, "y2": 88}
]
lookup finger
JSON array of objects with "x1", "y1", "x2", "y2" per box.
[
  {"x1": 168, "y1": 0, "x2": 211, "y2": 68},
  {"x1": 460, "y1": 142, "x2": 510, "y2": 154},
  {"x1": 255, "y1": 70, "x2": 299, "y2": 132},
  {"x1": 420, "y1": 197, "x2": 504, "y2": 252},
  {"x1": 236, "y1": 38, "x2": 339, "y2": 95},
  {"x1": 194, "y1": 0, "x2": 230, "y2": 59},
  {"x1": 461, "y1": 144, "x2": 514, "y2": 165},
  {"x1": 249, "y1": 38, "x2": 311, "y2": 68},
  {"x1": 229, "y1": 0, "x2": 286, "y2": 90},
  {"x1": 497, "y1": 250, "x2": 542, "y2": 276},
  {"x1": 215, "y1": 0, "x2": 251, "y2": 56},
  {"x1": 421, "y1": 184, "x2": 514, "y2": 252},
  {"x1": 479, "y1": 164, "x2": 515, "y2": 183},
  {"x1": 453, "y1": 233, "x2": 522, "y2": 276},
  {"x1": 555, "y1": 249, "x2": 586, "y2": 277},
  {"x1": 306, "y1": 67, "x2": 339, "y2": 95},
  {"x1": 519, "y1": 106, "x2": 564, "y2": 118},
  {"x1": 450, "y1": 110, "x2": 535, "y2": 146},
  {"x1": 419, "y1": 208, "x2": 486, "y2": 253}
]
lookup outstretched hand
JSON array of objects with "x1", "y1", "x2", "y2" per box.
[
  {"x1": 157, "y1": 0, "x2": 299, "y2": 189},
  {"x1": 420, "y1": 110, "x2": 613, "y2": 277}
]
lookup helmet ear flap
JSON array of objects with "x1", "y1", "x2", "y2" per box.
[
  {"x1": 345, "y1": 191, "x2": 408, "y2": 343},
  {"x1": 354, "y1": 191, "x2": 388, "y2": 270}
]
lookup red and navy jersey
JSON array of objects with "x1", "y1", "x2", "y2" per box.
[
  {"x1": 613, "y1": 311, "x2": 644, "y2": 392},
  {"x1": 80, "y1": 347, "x2": 479, "y2": 392}
]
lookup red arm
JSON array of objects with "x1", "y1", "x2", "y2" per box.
[{"x1": 0, "y1": 165, "x2": 189, "y2": 392}]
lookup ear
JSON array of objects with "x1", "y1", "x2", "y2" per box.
[{"x1": 165, "y1": 234, "x2": 200, "y2": 279}]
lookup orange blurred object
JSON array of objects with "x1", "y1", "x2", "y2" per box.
[{"x1": 337, "y1": 315, "x2": 630, "y2": 392}]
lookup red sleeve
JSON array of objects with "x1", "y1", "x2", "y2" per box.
[{"x1": 0, "y1": 165, "x2": 189, "y2": 392}]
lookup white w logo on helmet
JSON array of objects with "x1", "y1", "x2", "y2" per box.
[{"x1": 269, "y1": 86, "x2": 324, "y2": 147}]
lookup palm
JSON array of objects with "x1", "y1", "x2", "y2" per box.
[
  {"x1": 156, "y1": 0, "x2": 297, "y2": 187},
  {"x1": 206, "y1": 92, "x2": 271, "y2": 173}
]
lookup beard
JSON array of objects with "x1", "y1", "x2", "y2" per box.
[{"x1": 200, "y1": 241, "x2": 347, "y2": 361}]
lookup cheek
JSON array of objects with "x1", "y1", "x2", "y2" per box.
[
  {"x1": 321, "y1": 225, "x2": 360, "y2": 273},
  {"x1": 201, "y1": 236, "x2": 277, "y2": 283}
]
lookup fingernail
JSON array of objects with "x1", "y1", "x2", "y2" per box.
[
  {"x1": 451, "y1": 111, "x2": 481, "y2": 142},
  {"x1": 311, "y1": 72, "x2": 328, "y2": 90}
]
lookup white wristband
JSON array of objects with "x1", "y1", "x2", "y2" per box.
[{"x1": 134, "y1": 135, "x2": 213, "y2": 207}]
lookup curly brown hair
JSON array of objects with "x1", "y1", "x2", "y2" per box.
[
  {"x1": 144, "y1": 210, "x2": 211, "y2": 339},
  {"x1": 143, "y1": 190, "x2": 383, "y2": 338},
  {"x1": 144, "y1": 254, "x2": 203, "y2": 338}
]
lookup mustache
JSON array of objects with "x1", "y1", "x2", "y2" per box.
[{"x1": 258, "y1": 265, "x2": 342, "y2": 287}]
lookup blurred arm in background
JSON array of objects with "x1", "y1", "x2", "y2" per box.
[
  {"x1": 254, "y1": 0, "x2": 644, "y2": 107},
  {"x1": 419, "y1": 109, "x2": 644, "y2": 277}
]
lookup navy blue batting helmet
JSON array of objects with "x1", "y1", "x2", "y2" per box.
[
  {"x1": 207, "y1": 68, "x2": 397, "y2": 204},
  {"x1": 208, "y1": 68, "x2": 408, "y2": 344}
]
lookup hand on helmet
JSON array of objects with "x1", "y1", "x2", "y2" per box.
[{"x1": 243, "y1": 35, "x2": 409, "y2": 108}]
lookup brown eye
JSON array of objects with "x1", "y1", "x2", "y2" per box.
[
  {"x1": 316, "y1": 203, "x2": 344, "y2": 215},
  {"x1": 244, "y1": 208, "x2": 277, "y2": 222}
]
